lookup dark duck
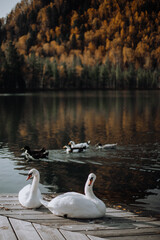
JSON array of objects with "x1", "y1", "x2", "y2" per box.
[{"x1": 21, "y1": 146, "x2": 49, "y2": 161}]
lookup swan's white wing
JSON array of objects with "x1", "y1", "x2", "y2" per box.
[
  {"x1": 26, "y1": 188, "x2": 42, "y2": 208},
  {"x1": 18, "y1": 184, "x2": 31, "y2": 205},
  {"x1": 18, "y1": 184, "x2": 42, "y2": 208}
]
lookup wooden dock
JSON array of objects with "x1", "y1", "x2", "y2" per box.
[{"x1": 0, "y1": 194, "x2": 160, "y2": 240}]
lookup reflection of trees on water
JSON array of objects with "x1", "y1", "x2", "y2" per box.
[{"x1": 0, "y1": 91, "x2": 159, "y2": 152}]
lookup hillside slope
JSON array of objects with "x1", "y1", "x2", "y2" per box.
[{"x1": 0, "y1": 0, "x2": 160, "y2": 91}]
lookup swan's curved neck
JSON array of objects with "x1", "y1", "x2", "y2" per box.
[
  {"x1": 30, "y1": 174, "x2": 39, "y2": 194},
  {"x1": 84, "y1": 182, "x2": 96, "y2": 199}
]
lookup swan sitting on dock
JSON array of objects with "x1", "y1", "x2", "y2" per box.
[
  {"x1": 63, "y1": 145, "x2": 86, "y2": 153},
  {"x1": 18, "y1": 169, "x2": 42, "y2": 208},
  {"x1": 68, "y1": 140, "x2": 90, "y2": 148},
  {"x1": 95, "y1": 143, "x2": 117, "y2": 149},
  {"x1": 21, "y1": 146, "x2": 49, "y2": 161},
  {"x1": 40, "y1": 173, "x2": 106, "y2": 219}
]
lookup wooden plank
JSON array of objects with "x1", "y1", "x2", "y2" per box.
[
  {"x1": 1, "y1": 213, "x2": 61, "y2": 220},
  {"x1": 87, "y1": 234, "x2": 109, "y2": 240},
  {"x1": 134, "y1": 221, "x2": 160, "y2": 229},
  {"x1": 60, "y1": 222, "x2": 136, "y2": 231},
  {"x1": 30, "y1": 221, "x2": 71, "y2": 227},
  {"x1": 0, "y1": 205, "x2": 26, "y2": 210},
  {"x1": 30, "y1": 220, "x2": 94, "y2": 229},
  {"x1": 34, "y1": 219, "x2": 83, "y2": 227},
  {"x1": 0, "y1": 194, "x2": 18, "y2": 198},
  {"x1": 5, "y1": 214, "x2": 79, "y2": 223},
  {"x1": 106, "y1": 211, "x2": 136, "y2": 218},
  {"x1": 108, "y1": 235, "x2": 160, "y2": 240},
  {"x1": 33, "y1": 223, "x2": 65, "y2": 240},
  {"x1": 0, "y1": 216, "x2": 17, "y2": 240},
  {"x1": 132, "y1": 216, "x2": 157, "y2": 222},
  {"x1": 0, "y1": 196, "x2": 18, "y2": 201},
  {"x1": 0, "y1": 206, "x2": 49, "y2": 212},
  {"x1": 60, "y1": 224, "x2": 110, "y2": 231},
  {"x1": 146, "y1": 221, "x2": 160, "y2": 226},
  {"x1": 9, "y1": 217, "x2": 88, "y2": 229},
  {"x1": 79, "y1": 228, "x2": 160, "y2": 238},
  {"x1": 0, "y1": 209, "x2": 51, "y2": 215},
  {"x1": 60, "y1": 229, "x2": 90, "y2": 240},
  {"x1": 0, "y1": 200, "x2": 19, "y2": 205},
  {"x1": 9, "y1": 218, "x2": 42, "y2": 240},
  {"x1": 0, "y1": 195, "x2": 19, "y2": 202}
]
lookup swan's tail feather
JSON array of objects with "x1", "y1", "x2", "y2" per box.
[{"x1": 40, "y1": 198, "x2": 49, "y2": 208}]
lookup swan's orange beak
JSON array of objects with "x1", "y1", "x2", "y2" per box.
[
  {"x1": 88, "y1": 178, "x2": 93, "y2": 186},
  {"x1": 26, "y1": 174, "x2": 32, "y2": 181}
]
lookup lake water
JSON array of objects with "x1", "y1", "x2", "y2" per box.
[{"x1": 0, "y1": 90, "x2": 160, "y2": 217}]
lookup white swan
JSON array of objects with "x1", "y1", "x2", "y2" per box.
[
  {"x1": 18, "y1": 168, "x2": 42, "y2": 208},
  {"x1": 96, "y1": 143, "x2": 117, "y2": 149},
  {"x1": 41, "y1": 173, "x2": 106, "y2": 219},
  {"x1": 68, "y1": 140, "x2": 90, "y2": 148}
]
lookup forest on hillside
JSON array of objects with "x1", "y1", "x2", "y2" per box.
[{"x1": 0, "y1": 0, "x2": 160, "y2": 91}]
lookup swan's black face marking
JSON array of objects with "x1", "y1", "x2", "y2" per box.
[
  {"x1": 26, "y1": 173, "x2": 32, "y2": 181},
  {"x1": 88, "y1": 177, "x2": 94, "y2": 186}
]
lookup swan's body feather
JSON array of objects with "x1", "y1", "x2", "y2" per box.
[{"x1": 47, "y1": 192, "x2": 105, "y2": 218}]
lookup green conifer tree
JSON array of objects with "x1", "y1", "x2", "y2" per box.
[{"x1": 4, "y1": 41, "x2": 25, "y2": 91}]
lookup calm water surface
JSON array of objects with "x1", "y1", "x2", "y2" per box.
[{"x1": 0, "y1": 90, "x2": 160, "y2": 217}]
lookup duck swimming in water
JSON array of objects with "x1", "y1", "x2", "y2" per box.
[
  {"x1": 21, "y1": 146, "x2": 49, "y2": 161},
  {"x1": 68, "y1": 140, "x2": 90, "y2": 148},
  {"x1": 63, "y1": 145, "x2": 86, "y2": 153},
  {"x1": 95, "y1": 143, "x2": 117, "y2": 149}
]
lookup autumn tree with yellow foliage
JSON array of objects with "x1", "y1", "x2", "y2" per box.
[{"x1": 0, "y1": 0, "x2": 160, "y2": 91}]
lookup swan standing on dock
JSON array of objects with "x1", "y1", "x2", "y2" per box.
[
  {"x1": 18, "y1": 169, "x2": 42, "y2": 208},
  {"x1": 41, "y1": 173, "x2": 106, "y2": 219}
]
